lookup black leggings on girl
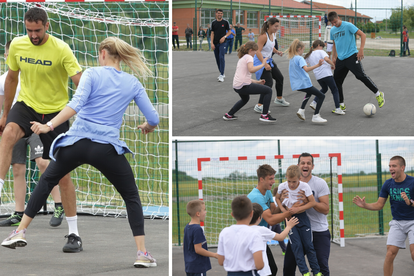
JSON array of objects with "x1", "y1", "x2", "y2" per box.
[
  {"x1": 228, "y1": 83, "x2": 272, "y2": 115},
  {"x1": 25, "y1": 139, "x2": 145, "y2": 236},
  {"x1": 298, "y1": 86, "x2": 325, "y2": 114}
]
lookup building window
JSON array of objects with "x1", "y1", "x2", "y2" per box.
[
  {"x1": 247, "y1": 11, "x2": 259, "y2": 28},
  {"x1": 235, "y1": 10, "x2": 245, "y2": 25},
  {"x1": 201, "y1": 9, "x2": 231, "y2": 27}
]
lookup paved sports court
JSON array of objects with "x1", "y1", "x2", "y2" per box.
[
  {"x1": 0, "y1": 214, "x2": 168, "y2": 276},
  {"x1": 173, "y1": 51, "x2": 412, "y2": 136},
  {"x1": 173, "y1": 236, "x2": 414, "y2": 275}
]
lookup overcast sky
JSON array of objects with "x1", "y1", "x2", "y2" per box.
[{"x1": 306, "y1": 0, "x2": 413, "y2": 21}]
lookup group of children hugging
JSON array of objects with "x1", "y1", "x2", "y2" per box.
[
  {"x1": 184, "y1": 164, "x2": 323, "y2": 276},
  {"x1": 223, "y1": 11, "x2": 385, "y2": 124}
]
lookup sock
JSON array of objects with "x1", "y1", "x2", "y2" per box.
[
  {"x1": 15, "y1": 211, "x2": 24, "y2": 217},
  {"x1": 0, "y1": 179, "x2": 4, "y2": 197},
  {"x1": 66, "y1": 216, "x2": 79, "y2": 236},
  {"x1": 375, "y1": 91, "x2": 381, "y2": 97}
]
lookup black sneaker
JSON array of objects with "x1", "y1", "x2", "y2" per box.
[
  {"x1": 259, "y1": 113, "x2": 277, "y2": 123},
  {"x1": 0, "y1": 213, "x2": 22, "y2": 227},
  {"x1": 49, "y1": 206, "x2": 65, "y2": 227},
  {"x1": 62, "y1": 234, "x2": 83, "y2": 253},
  {"x1": 223, "y1": 113, "x2": 238, "y2": 121}
]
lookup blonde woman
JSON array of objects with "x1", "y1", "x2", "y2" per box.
[{"x1": 2, "y1": 37, "x2": 159, "y2": 268}]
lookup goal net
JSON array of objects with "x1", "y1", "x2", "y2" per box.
[
  {"x1": 265, "y1": 15, "x2": 321, "y2": 51},
  {"x1": 197, "y1": 153, "x2": 345, "y2": 247},
  {"x1": 0, "y1": 1, "x2": 169, "y2": 219}
]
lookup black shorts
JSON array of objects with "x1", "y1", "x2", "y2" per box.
[{"x1": 6, "y1": 101, "x2": 70, "y2": 160}]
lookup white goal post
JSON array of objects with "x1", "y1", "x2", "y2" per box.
[
  {"x1": 265, "y1": 15, "x2": 322, "y2": 51},
  {"x1": 197, "y1": 153, "x2": 345, "y2": 247},
  {"x1": 0, "y1": 1, "x2": 169, "y2": 219}
]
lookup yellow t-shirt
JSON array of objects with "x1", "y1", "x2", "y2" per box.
[{"x1": 7, "y1": 35, "x2": 82, "y2": 114}]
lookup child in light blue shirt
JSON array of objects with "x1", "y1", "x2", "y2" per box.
[{"x1": 287, "y1": 39, "x2": 327, "y2": 124}]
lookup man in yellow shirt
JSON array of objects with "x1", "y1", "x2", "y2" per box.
[{"x1": 0, "y1": 7, "x2": 83, "y2": 253}]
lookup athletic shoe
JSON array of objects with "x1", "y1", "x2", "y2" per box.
[
  {"x1": 274, "y1": 97, "x2": 290, "y2": 106},
  {"x1": 282, "y1": 251, "x2": 286, "y2": 256},
  {"x1": 297, "y1": 109, "x2": 305, "y2": 120},
  {"x1": 223, "y1": 113, "x2": 238, "y2": 121},
  {"x1": 339, "y1": 104, "x2": 346, "y2": 111},
  {"x1": 303, "y1": 273, "x2": 310, "y2": 276},
  {"x1": 49, "y1": 205, "x2": 65, "y2": 227},
  {"x1": 332, "y1": 108, "x2": 345, "y2": 115},
  {"x1": 1, "y1": 228, "x2": 27, "y2": 249},
  {"x1": 315, "y1": 273, "x2": 323, "y2": 276},
  {"x1": 259, "y1": 113, "x2": 277, "y2": 123},
  {"x1": 218, "y1": 75, "x2": 224, "y2": 82},
  {"x1": 376, "y1": 91, "x2": 385, "y2": 108},
  {"x1": 0, "y1": 213, "x2": 22, "y2": 226},
  {"x1": 222, "y1": 74, "x2": 225, "y2": 78},
  {"x1": 217, "y1": 74, "x2": 225, "y2": 79},
  {"x1": 62, "y1": 233, "x2": 83, "y2": 253},
  {"x1": 310, "y1": 101, "x2": 317, "y2": 110},
  {"x1": 134, "y1": 250, "x2": 157, "y2": 268},
  {"x1": 312, "y1": 114, "x2": 327, "y2": 123},
  {"x1": 253, "y1": 104, "x2": 271, "y2": 114}
]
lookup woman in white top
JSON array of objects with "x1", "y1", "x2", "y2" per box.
[{"x1": 253, "y1": 17, "x2": 289, "y2": 115}]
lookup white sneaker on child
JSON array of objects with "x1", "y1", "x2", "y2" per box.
[
  {"x1": 312, "y1": 114, "x2": 327, "y2": 123},
  {"x1": 296, "y1": 109, "x2": 305, "y2": 120},
  {"x1": 310, "y1": 101, "x2": 317, "y2": 110}
]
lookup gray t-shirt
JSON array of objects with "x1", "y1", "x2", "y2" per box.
[{"x1": 306, "y1": 175, "x2": 330, "y2": 232}]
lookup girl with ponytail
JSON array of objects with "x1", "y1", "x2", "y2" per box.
[
  {"x1": 253, "y1": 17, "x2": 289, "y2": 116},
  {"x1": 304, "y1": 40, "x2": 344, "y2": 115},
  {"x1": 223, "y1": 41, "x2": 276, "y2": 122},
  {"x1": 287, "y1": 39, "x2": 328, "y2": 123},
  {"x1": 8, "y1": 37, "x2": 159, "y2": 268}
]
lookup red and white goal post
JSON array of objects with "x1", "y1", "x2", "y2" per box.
[
  {"x1": 264, "y1": 15, "x2": 322, "y2": 50},
  {"x1": 197, "y1": 153, "x2": 345, "y2": 247}
]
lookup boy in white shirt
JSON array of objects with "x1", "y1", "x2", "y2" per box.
[
  {"x1": 275, "y1": 165, "x2": 322, "y2": 276},
  {"x1": 217, "y1": 195, "x2": 265, "y2": 276},
  {"x1": 250, "y1": 203, "x2": 299, "y2": 276}
]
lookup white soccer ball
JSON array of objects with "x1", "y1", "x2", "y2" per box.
[{"x1": 363, "y1": 103, "x2": 376, "y2": 116}]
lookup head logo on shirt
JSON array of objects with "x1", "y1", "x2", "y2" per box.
[{"x1": 20, "y1": 56, "x2": 52, "y2": 66}]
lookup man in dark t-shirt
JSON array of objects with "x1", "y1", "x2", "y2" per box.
[
  {"x1": 210, "y1": 9, "x2": 231, "y2": 82},
  {"x1": 234, "y1": 23, "x2": 245, "y2": 50}
]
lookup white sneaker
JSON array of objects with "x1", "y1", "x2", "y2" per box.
[
  {"x1": 312, "y1": 114, "x2": 327, "y2": 123},
  {"x1": 310, "y1": 101, "x2": 317, "y2": 110},
  {"x1": 332, "y1": 108, "x2": 345, "y2": 115},
  {"x1": 297, "y1": 109, "x2": 305, "y2": 120},
  {"x1": 253, "y1": 104, "x2": 271, "y2": 114},
  {"x1": 218, "y1": 75, "x2": 224, "y2": 82},
  {"x1": 274, "y1": 97, "x2": 290, "y2": 106},
  {"x1": 217, "y1": 74, "x2": 225, "y2": 79},
  {"x1": 222, "y1": 74, "x2": 225, "y2": 78}
]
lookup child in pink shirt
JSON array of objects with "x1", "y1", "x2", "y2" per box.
[{"x1": 223, "y1": 41, "x2": 276, "y2": 123}]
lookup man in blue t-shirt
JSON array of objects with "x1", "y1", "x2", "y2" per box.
[
  {"x1": 353, "y1": 156, "x2": 414, "y2": 276},
  {"x1": 247, "y1": 164, "x2": 292, "y2": 276},
  {"x1": 328, "y1": 11, "x2": 385, "y2": 112}
]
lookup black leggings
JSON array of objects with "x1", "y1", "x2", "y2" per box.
[
  {"x1": 260, "y1": 61, "x2": 284, "y2": 98},
  {"x1": 298, "y1": 86, "x2": 325, "y2": 115},
  {"x1": 334, "y1": 53, "x2": 378, "y2": 103},
  {"x1": 25, "y1": 139, "x2": 145, "y2": 236},
  {"x1": 228, "y1": 83, "x2": 272, "y2": 115}
]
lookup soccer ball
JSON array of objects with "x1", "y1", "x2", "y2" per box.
[{"x1": 363, "y1": 103, "x2": 376, "y2": 116}]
